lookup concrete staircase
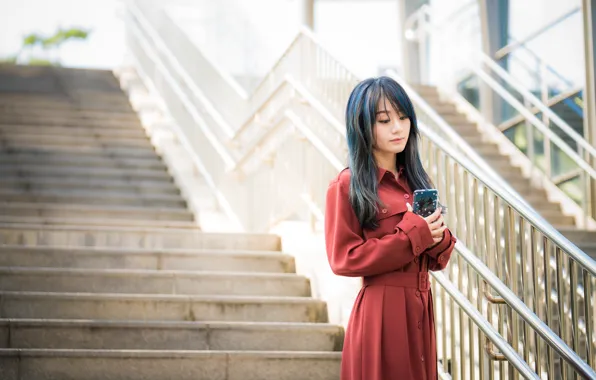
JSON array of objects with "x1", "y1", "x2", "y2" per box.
[
  {"x1": 413, "y1": 85, "x2": 596, "y2": 260},
  {"x1": 0, "y1": 65, "x2": 342, "y2": 380}
]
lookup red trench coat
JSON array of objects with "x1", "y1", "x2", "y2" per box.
[{"x1": 324, "y1": 167, "x2": 456, "y2": 380}]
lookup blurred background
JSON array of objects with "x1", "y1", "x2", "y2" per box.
[{"x1": 0, "y1": 0, "x2": 586, "y2": 81}]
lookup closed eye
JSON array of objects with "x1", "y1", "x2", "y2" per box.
[
  {"x1": 399, "y1": 116, "x2": 408, "y2": 120},
  {"x1": 378, "y1": 119, "x2": 391, "y2": 124}
]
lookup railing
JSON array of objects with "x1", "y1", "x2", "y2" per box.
[
  {"x1": 124, "y1": 1, "x2": 595, "y2": 377},
  {"x1": 495, "y1": 7, "x2": 582, "y2": 62},
  {"x1": 417, "y1": 123, "x2": 596, "y2": 378},
  {"x1": 406, "y1": 3, "x2": 596, "y2": 222},
  {"x1": 392, "y1": 66, "x2": 596, "y2": 375}
]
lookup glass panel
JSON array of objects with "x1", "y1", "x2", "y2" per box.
[
  {"x1": 457, "y1": 73, "x2": 479, "y2": 109},
  {"x1": 558, "y1": 175, "x2": 582, "y2": 204},
  {"x1": 551, "y1": 143, "x2": 578, "y2": 178},
  {"x1": 503, "y1": 121, "x2": 527, "y2": 155}
]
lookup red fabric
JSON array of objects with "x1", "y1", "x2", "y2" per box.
[{"x1": 324, "y1": 167, "x2": 457, "y2": 380}]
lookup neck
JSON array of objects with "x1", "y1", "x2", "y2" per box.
[{"x1": 374, "y1": 151, "x2": 397, "y2": 174}]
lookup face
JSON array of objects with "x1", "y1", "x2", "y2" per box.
[{"x1": 373, "y1": 96, "x2": 411, "y2": 155}]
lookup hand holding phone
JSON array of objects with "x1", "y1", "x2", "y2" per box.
[
  {"x1": 409, "y1": 189, "x2": 447, "y2": 247},
  {"x1": 412, "y1": 189, "x2": 439, "y2": 218}
]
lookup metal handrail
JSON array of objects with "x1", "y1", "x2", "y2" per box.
[
  {"x1": 408, "y1": 3, "x2": 596, "y2": 220},
  {"x1": 447, "y1": 243, "x2": 596, "y2": 378},
  {"x1": 498, "y1": 86, "x2": 584, "y2": 132},
  {"x1": 387, "y1": 69, "x2": 596, "y2": 276},
  {"x1": 471, "y1": 64, "x2": 596, "y2": 181},
  {"x1": 432, "y1": 271, "x2": 541, "y2": 380},
  {"x1": 409, "y1": 5, "x2": 596, "y2": 177},
  {"x1": 385, "y1": 70, "x2": 534, "y2": 212},
  {"x1": 128, "y1": 7, "x2": 346, "y2": 177},
  {"x1": 506, "y1": 37, "x2": 575, "y2": 88},
  {"x1": 479, "y1": 53, "x2": 596, "y2": 159},
  {"x1": 495, "y1": 7, "x2": 582, "y2": 60}
]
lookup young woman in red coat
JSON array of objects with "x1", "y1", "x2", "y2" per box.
[{"x1": 324, "y1": 76, "x2": 457, "y2": 380}]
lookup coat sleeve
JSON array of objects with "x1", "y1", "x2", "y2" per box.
[
  {"x1": 324, "y1": 179, "x2": 436, "y2": 277},
  {"x1": 426, "y1": 229, "x2": 457, "y2": 271}
]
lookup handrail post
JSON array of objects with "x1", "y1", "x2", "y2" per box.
[
  {"x1": 399, "y1": 1, "x2": 430, "y2": 84},
  {"x1": 582, "y1": 0, "x2": 596, "y2": 220}
]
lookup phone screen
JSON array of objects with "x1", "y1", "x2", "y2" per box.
[{"x1": 412, "y1": 189, "x2": 438, "y2": 217}]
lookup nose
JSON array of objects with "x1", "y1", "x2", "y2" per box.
[{"x1": 391, "y1": 120, "x2": 402, "y2": 133}]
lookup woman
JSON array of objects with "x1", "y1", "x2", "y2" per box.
[{"x1": 324, "y1": 76, "x2": 456, "y2": 380}]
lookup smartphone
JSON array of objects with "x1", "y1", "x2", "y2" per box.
[{"x1": 412, "y1": 189, "x2": 439, "y2": 218}]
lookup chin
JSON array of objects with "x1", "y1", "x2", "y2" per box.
[{"x1": 389, "y1": 145, "x2": 407, "y2": 154}]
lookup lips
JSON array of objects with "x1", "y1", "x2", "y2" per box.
[{"x1": 390, "y1": 138, "x2": 405, "y2": 143}]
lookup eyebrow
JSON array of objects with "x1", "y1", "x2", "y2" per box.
[{"x1": 375, "y1": 110, "x2": 389, "y2": 115}]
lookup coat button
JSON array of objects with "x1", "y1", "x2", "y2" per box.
[
  {"x1": 415, "y1": 290, "x2": 421, "y2": 297},
  {"x1": 404, "y1": 194, "x2": 410, "y2": 199},
  {"x1": 439, "y1": 255, "x2": 445, "y2": 262},
  {"x1": 413, "y1": 257, "x2": 418, "y2": 264},
  {"x1": 381, "y1": 209, "x2": 387, "y2": 214},
  {"x1": 421, "y1": 355, "x2": 425, "y2": 362},
  {"x1": 416, "y1": 246, "x2": 421, "y2": 253},
  {"x1": 418, "y1": 321, "x2": 422, "y2": 329}
]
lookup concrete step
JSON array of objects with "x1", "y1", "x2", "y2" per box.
[
  {"x1": 1, "y1": 133, "x2": 153, "y2": 148},
  {"x1": 475, "y1": 144, "x2": 503, "y2": 157},
  {"x1": 0, "y1": 100, "x2": 133, "y2": 113},
  {"x1": 0, "y1": 348, "x2": 340, "y2": 380},
  {"x1": 0, "y1": 224, "x2": 280, "y2": 250},
  {"x1": 525, "y1": 198, "x2": 562, "y2": 212},
  {"x1": 1, "y1": 143, "x2": 159, "y2": 158},
  {"x1": 0, "y1": 291, "x2": 328, "y2": 323},
  {"x1": 418, "y1": 95, "x2": 442, "y2": 107},
  {"x1": 452, "y1": 127, "x2": 483, "y2": 140},
  {"x1": 0, "y1": 96, "x2": 133, "y2": 109},
  {"x1": 482, "y1": 158, "x2": 522, "y2": 173},
  {"x1": 0, "y1": 115, "x2": 143, "y2": 129},
  {"x1": 0, "y1": 267, "x2": 311, "y2": 297},
  {"x1": 0, "y1": 109, "x2": 139, "y2": 123},
  {"x1": 538, "y1": 211, "x2": 576, "y2": 226},
  {"x1": 0, "y1": 152, "x2": 165, "y2": 170},
  {"x1": 0, "y1": 202, "x2": 192, "y2": 221},
  {"x1": 0, "y1": 215, "x2": 198, "y2": 229},
  {"x1": 0, "y1": 93, "x2": 132, "y2": 105},
  {"x1": 0, "y1": 245, "x2": 295, "y2": 273},
  {"x1": 0, "y1": 189, "x2": 186, "y2": 208},
  {"x1": 420, "y1": 103, "x2": 459, "y2": 115},
  {"x1": 441, "y1": 114, "x2": 473, "y2": 126},
  {"x1": 0, "y1": 164, "x2": 172, "y2": 182},
  {"x1": 557, "y1": 227, "x2": 596, "y2": 244},
  {"x1": 0, "y1": 176, "x2": 180, "y2": 195},
  {"x1": 573, "y1": 243, "x2": 596, "y2": 259},
  {"x1": 0, "y1": 124, "x2": 148, "y2": 140},
  {"x1": 412, "y1": 85, "x2": 439, "y2": 97},
  {"x1": 0, "y1": 319, "x2": 343, "y2": 351}
]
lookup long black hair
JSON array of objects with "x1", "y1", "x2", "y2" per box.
[{"x1": 345, "y1": 76, "x2": 434, "y2": 230}]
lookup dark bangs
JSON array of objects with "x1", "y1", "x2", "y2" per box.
[{"x1": 345, "y1": 76, "x2": 434, "y2": 229}]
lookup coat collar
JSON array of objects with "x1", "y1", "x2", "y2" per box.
[{"x1": 376, "y1": 165, "x2": 405, "y2": 184}]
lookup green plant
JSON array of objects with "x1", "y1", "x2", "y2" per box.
[{"x1": 2, "y1": 27, "x2": 91, "y2": 66}]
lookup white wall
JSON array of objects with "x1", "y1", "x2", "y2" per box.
[
  {"x1": 0, "y1": 0, "x2": 125, "y2": 68},
  {"x1": 165, "y1": 0, "x2": 404, "y2": 85},
  {"x1": 508, "y1": 0, "x2": 584, "y2": 88},
  {"x1": 315, "y1": 0, "x2": 403, "y2": 78}
]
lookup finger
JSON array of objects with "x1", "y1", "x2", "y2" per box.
[
  {"x1": 424, "y1": 207, "x2": 442, "y2": 223},
  {"x1": 431, "y1": 225, "x2": 447, "y2": 238},
  {"x1": 428, "y1": 215, "x2": 444, "y2": 230},
  {"x1": 406, "y1": 202, "x2": 413, "y2": 212}
]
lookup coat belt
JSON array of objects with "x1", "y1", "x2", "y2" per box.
[{"x1": 363, "y1": 271, "x2": 430, "y2": 291}]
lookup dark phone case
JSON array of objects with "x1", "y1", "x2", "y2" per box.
[{"x1": 412, "y1": 189, "x2": 439, "y2": 218}]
